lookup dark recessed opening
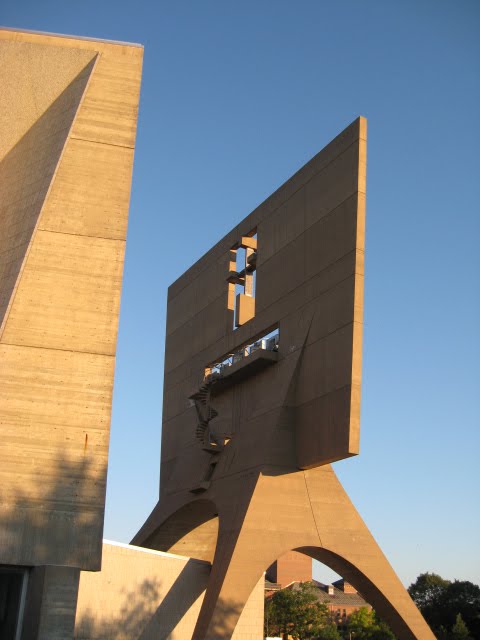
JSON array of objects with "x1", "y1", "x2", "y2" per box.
[{"x1": 0, "y1": 566, "x2": 27, "y2": 640}]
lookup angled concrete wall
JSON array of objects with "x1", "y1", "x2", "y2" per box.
[{"x1": 0, "y1": 28, "x2": 142, "y2": 573}]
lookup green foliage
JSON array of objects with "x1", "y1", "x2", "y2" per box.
[
  {"x1": 348, "y1": 606, "x2": 376, "y2": 634},
  {"x1": 408, "y1": 573, "x2": 480, "y2": 639},
  {"x1": 317, "y1": 623, "x2": 342, "y2": 640},
  {"x1": 408, "y1": 572, "x2": 451, "y2": 610},
  {"x1": 264, "y1": 582, "x2": 330, "y2": 640},
  {"x1": 450, "y1": 613, "x2": 471, "y2": 640},
  {"x1": 265, "y1": 573, "x2": 479, "y2": 640},
  {"x1": 347, "y1": 607, "x2": 396, "y2": 640}
]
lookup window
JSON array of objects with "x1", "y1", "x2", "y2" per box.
[{"x1": 205, "y1": 326, "x2": 279, "y2": 379}]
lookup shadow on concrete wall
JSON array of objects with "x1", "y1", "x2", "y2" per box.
[
  {"x1": 75, "y1": 564, "x2": 242, "y2": 639},
  {"x1": 1, "y1": 452, "x2": 244, "y2": 639},
  {"x1": 0, "y1": 453, "x2": 105, "y2": 569},
  {"x1": 0, "y1": 57, "x2": 97, "y2": 326},
  {"x1": 137, "y1": 559, "x2": 207, "y2": 639},
  {"x1": 201, "y1": 599, "x2": 243, "y2": 639},
  {"x1": 0, "y1": 453, "x2": 105, "y2": 638},
  {"x1": 75, "y1": 578, "x2": 162, "y2": 639}
]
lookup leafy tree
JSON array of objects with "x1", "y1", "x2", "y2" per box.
[
  {"x1": 408, "y1": 572, "x2": 451, "y2": 610},
  {"x1": 317, "y1": 622, "x2": 342, "y2": 640},
  {"x1": 408, "y1": 573, "x2": 480, "y2": 639},
  {"x1": 437, "y1": 582, "x2": 480, "y2": 639},
  {"x1": 436, "y1": 625, "x2": 449, "y2": 640},
  {"x1": 450, "y1": 613, "x2": 471, "y2": 640},
  {"x1": 264, "y1": 581, "x2": 330, "y2": 640},
  {"x1": 370, "y1": 613, "x2": 397, "y2": 640},
  {"x1": 348, "y1": 606, "x2": 376, "y2": 636},
  {"x1": 347, "y1": 607, "x2": 396, "y2": 640}
]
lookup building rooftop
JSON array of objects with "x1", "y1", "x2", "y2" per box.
[
  {"x1": 0, "y1": 25, "x2": 143, "y2": 47},
  {"x1": 288, "y1": 580, "x2": 371, "y2": 608}
]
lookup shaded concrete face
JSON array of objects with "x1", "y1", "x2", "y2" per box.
[
  {"x1": 20, "y1": 566, "x2": 81, "y2": 640},
  {"x1": 0, "y1": 29, "x2": 142, "y2": 575},
  {"x1": 135, "y1": 118, "x2": 436, "y2": 639}
]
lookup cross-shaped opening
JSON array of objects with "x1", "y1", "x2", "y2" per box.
[{"x1": 227, "y1": 229, "x2": 257, "y2": 329}]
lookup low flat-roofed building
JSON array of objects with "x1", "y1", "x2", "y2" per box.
[{"x1": 74, "y1": 541, "x2": 264, "y2": 640}]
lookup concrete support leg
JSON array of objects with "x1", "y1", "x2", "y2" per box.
[
  {"x1": 192, "y1": 527, "x2": 265, "y2": 639},
  {"x1": 301, "y1": 465, "x2": 435, "y2": 640},
  {"x1": 193, "y1": 466, "x2": 434, "y2": 640},
  {"x1": 192, "y1": 468, "x2": 318, "y2": 639}
]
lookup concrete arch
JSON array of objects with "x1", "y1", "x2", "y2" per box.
[
  {"x1": 142, "y1": 499, "x2": 219, "y2": 563},
  {"x1": 295, "y1": 545, "x2": 427, "y2": 640},
  {"x1": 192, "y1": 466, "x2": 435, "y2": 639}
]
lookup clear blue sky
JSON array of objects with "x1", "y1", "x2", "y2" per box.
[{"x1": 2, "y1": 0, "x2": 479, "y2": 588}]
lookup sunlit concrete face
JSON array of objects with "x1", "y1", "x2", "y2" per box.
[
  {"x1": 74, "y1": 541, "x2": 264, "y2": 639},
  {"x1": 0, "y1": 28, "x2": 142, "y2": 638},
  {"x1": 135, "y1": 118, "x2": 436, "y2": 640}
]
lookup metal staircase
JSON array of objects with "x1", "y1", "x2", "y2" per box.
[
  {"x1": 190, "y1": 373, "x2": 225, "y2": 453},
  {"x1": 191, "y1": 379, "x2": 219, "y2": 446}
]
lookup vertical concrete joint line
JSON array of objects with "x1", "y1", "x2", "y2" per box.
[{"x1": 302, "y1": 470, "x2": 324, "y2": 548}]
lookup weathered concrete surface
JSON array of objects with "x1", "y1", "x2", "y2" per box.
[
  {"x1": 0, "y1": 27, "x2": 142, "y2": 573},
  {"x1": 0, "y1": 28, "x2": 142, "y2": 640},
  {"x1": 134, "y1": 118, "x2": 435, "y2": 639}
]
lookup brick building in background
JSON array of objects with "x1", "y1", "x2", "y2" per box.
[
  {"x1": 266, "y1": 550, "x2": 313, "y2": 587},
  {"x1": 309, "y1": 579, "x2": 371, "y2": 632},
  {"x1": 265, "y1": 551, "x2": 371, "y2": 633}
]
